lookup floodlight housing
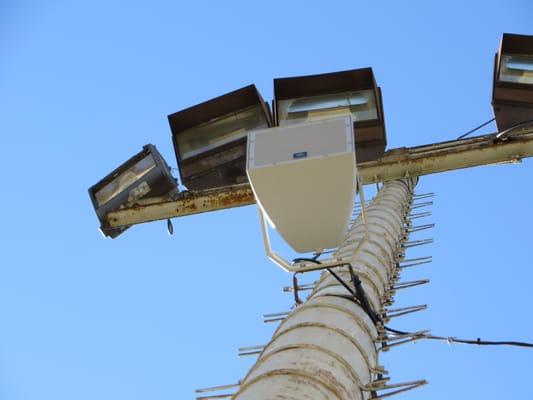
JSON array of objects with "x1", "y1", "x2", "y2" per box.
[
  {"x1": 168, "y1": 85, "x2": 272, "y2": 191},
  {"x1": 492, "y1": 33, "x2": 533, "y2": 131},
  {"x1": 274, "y1": 68, "x2": 386, "y2": 163},
  {"x1": 88, "y1": 144, "x2": 178, "y2": 238}
]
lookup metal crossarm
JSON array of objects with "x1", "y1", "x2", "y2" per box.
[{"x1": 106, "y1": 130, "x2": 533, "y2": 229}]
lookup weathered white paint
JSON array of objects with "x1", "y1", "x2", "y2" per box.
[{"x1": 233, "y1": 180, "x2": 415, "y2": 400}]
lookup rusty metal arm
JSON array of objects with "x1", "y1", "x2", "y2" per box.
[
  {"x1": 107, "y1": 131, "x2": 533, "y2": 228},
  {"x1": 107, "y1": 183, "x2": 255, "y2": 228},
  {"x1": 359, "y1": 130, "x2": 533, "y2": 184}
]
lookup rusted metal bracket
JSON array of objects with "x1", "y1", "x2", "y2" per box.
[
  {"x1": 106, "y1": 131, "x2": 533, "y2": 228},
  {"x1": 107, "y1": 183, "x2": 255, "y2": 228}
]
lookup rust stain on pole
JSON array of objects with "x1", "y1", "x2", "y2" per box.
[
  {"x1": 359, "y1": 132, "x2": 533, "y2": 183},
  {"x1": 107, "y1": 183, "x2": 255, "y2": 227}
]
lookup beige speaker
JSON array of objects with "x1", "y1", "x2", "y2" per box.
[{"x1": 247, "y1": 116, "x2": 357, "y2": 253}]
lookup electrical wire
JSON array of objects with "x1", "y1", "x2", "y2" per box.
[
  {"x1": 292, "y1": 257, "x2": 533, "y2": 349},
  {"x1": 385, "y1": 326, "x2": 533, "y2": 348},
  {"x1": 457, "y1": 117, "x2": 495, "y2": 139},
  {"x1": 348, "y1": 265, "x2": 533, "y2": 349},
  {"x1": 494, "y1": 118, "x2": 533, "y2": 140}
]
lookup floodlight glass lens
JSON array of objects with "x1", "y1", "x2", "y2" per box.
[
  {"x1": 177, "y1": 104, "x2": 268, "y2": 160},
  {"x1": 278, "y1": 90, "x2": 377, "y2": 126},
  {"x1": 95, "y1": 154, "x2": 156, "y2": 206},
  {"x1": 500, "y1": 54, "x2": 533, "y2": 84},
  {"x1": 289, "y1": 92, "x2": 368, "y2": 113}
]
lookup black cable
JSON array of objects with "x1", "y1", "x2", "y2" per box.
[
  {"x1": 291, "y1": 274, "x2": 302, "y2": 305},
  {"x1": 437, "y1": 337, "x2": 533, "y2": 348},
  {"x1": 292, "y1": 257, "x2": 321, "y2": 265},
  {"x1": 293, "y1": 256, "x2": 381, "y2": 323},
  {"x1": 457, "y1": 117, "x2": 495, "y2": 139},
  {"x1": 348, "y1": 265, "x2": 380, "y2": 324},
  {"x1": 326, "y1": 267, "x2": 357, "y2": 298},
  {"x1": 293, "y1": 258, "x2": 533, "y2": 349},
  {"x1": 384, "y1": 326, "x2": 533, "y2": 348},
  {"x1": 291, "y1": 258, "x2": 322, "y2": 306},
  {"x1": 292, "y1": 257, "x2": 373, "y2": 316}
]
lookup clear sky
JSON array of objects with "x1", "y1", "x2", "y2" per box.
[{"x1": 1, "y1": 1, "x2": 532, "y2": 399}]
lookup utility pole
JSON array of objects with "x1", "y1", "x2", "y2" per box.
[{"x1": 209, "y1": 179, "x2": 425, "y2": 400}]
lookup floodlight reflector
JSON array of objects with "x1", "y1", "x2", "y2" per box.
[
  {"x1": 168, "y1": 85, "x2": 272, "y2": 191},
  {"x1": 94, "y1": 154, "x2": 156, "y2": 207},
  {"x1": 274, "y1": 68, "x2": 386, "y2": 163},
  {"x1": 88, "y1": 144, "x2": 178, "y2": 238}
]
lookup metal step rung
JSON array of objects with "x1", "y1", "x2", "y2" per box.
[
  {"x1": 400, "y1": 256, "x2": 432, "y2": 263},
  {"x1": 237, "y1": 344, "x2": 265, "y2": 352},
  {"x1": 367, "y1": 379, "x2": 428, "y2": 399},
  {"x1": 408, "y1": 211, "x2": 432, "y2": 219},
  {"x1": 262, "y1": 311, "x2": 290, "y2": 318},
  {"x1": 380, "y1": 330, "x2": 430, "y2": 350},
  {"x1": 382, "y1": 304, "x2": 427, "y2": 319},
  {"x1": 402, "y1": 238, "x2": 433, "y2": 248},
  {"x1": 196, "y1": 383, "x2": 241, "y2": 393},
  {"x1": 385, "y1": 329, "x2": 429, "y2": 341},
  {"x1": 263, "y1": 316, "x2": 286, "y2": 323},
  {"x1": 392, "y1": 279, "x2": 430, "y2": 291},
  {"x1": 195, "y1": 382, "x2": 241, "y2": 400},
  {"x1": 283, "y1": 283, "x2": 315, "y2": 292},
  {"x1": 196, "y1": 394, "x2": 235, "y2": 400},
  {"x1": 413, "y1": 192, "x2": 435, "y2": 199},
  {"x1": 407, "y1": 223, "x2": 435, "y2": 233},
  {"x1": 399, "y1": 259, "x2": 432, "y2": 269},
  {"x1": 238, "y1": 350, "x2": 262, "y2": 357},
  {"x1": 410, "y1": 201, "x2": 433, "y2": 210},
  {"x1": 398, "y1": 256, "x2": 432, "y2": 268}
]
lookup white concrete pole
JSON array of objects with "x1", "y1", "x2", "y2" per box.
[{"x1": 233, "y1": 179, "x2": 419, "y2": 400}]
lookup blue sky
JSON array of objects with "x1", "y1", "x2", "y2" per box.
[{"x1": 0, "y1": 1, "x2": 532, "y2": 399}]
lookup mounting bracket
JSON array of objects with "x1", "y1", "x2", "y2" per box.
[{"x1": 258, "y1": 174, "x2": 370, "y2": 273}]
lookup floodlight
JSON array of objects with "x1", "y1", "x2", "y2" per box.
[
  {"x1": 168, "y1": 85, "x2": 272, "y2": 191},
  {"x1": 492, "y1": 33, "x2": 533, "y2": 131},
  {"x1": 88, "y1": 144, "x2": 178, "y2": 238},
  {"x1": 274, "y1": 68, "x2": 386, "y2": 163}
]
